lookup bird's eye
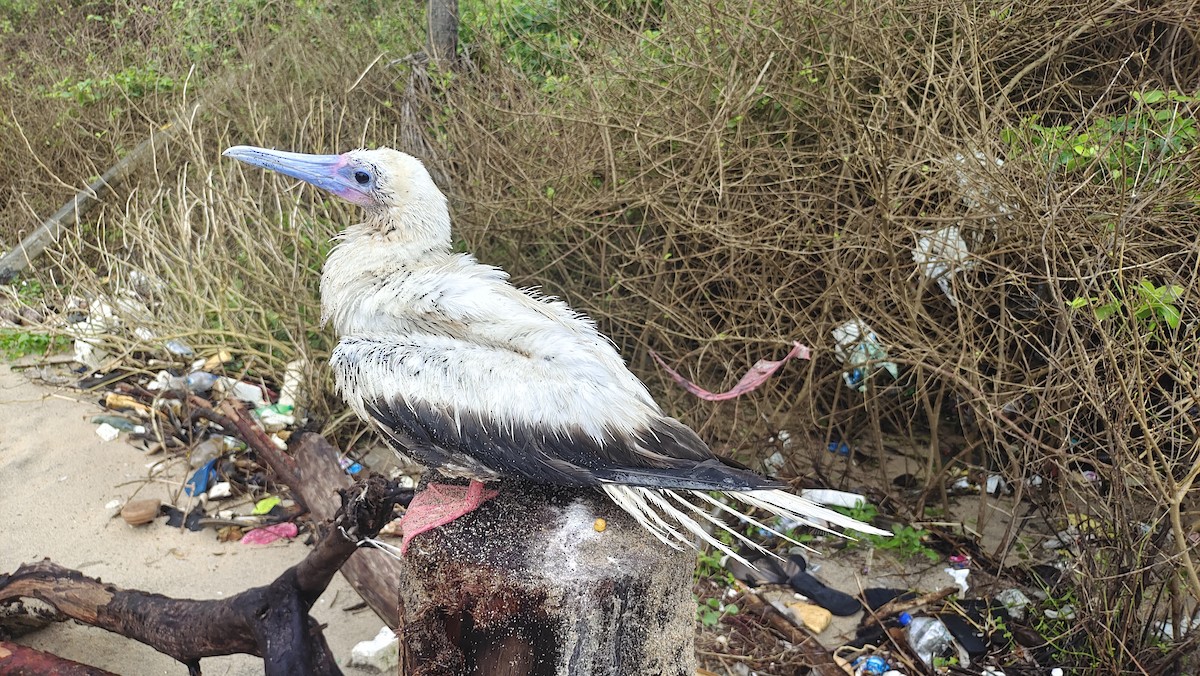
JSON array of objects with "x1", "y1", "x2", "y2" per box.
[{"x1": 354, "y1": 170, "x2": 371, "y2": 185}]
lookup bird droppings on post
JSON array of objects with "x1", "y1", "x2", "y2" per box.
[{"x1": 396, "y1": 479, "x2": 697, "y2": 674}]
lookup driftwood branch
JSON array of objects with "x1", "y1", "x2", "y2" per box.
[
  {"x1": 290, "y1": 432, "x2": 406, "y2": 628},
  {"x1": 0, "y1": 473, "x2": 399, "y2": 675},
  {"x1": 191, "y1": 395, "x2": 405, "y2": 627},
  {"x1": 0, "y1": 641, "x2": 119, "y2": 675}
]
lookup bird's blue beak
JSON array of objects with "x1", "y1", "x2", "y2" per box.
[{"x1": 223, "y1": 145, "x2": 373, "y2": 206}]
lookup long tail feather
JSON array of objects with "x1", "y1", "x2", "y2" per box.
[
  {"x1": 741, "y1": 489, "x2": 892, "y2": 536},
  {"x1": 600, "y1": 484, "x2": 889, "y2": 561}
]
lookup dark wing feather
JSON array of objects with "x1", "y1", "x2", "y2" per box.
[{"x1": 366, "y1": 395, "x2": 783, "y2": 491}]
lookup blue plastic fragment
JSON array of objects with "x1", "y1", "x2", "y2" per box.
[
  {"x1": 184, "y1": 458, "x2": 219, "y2": 497},
  {"x1": 338, "y1": 456, "x2": 364, "y2": 475},
  {"x1": 851, "y1": 655, "x2": 890, "y2": 674},
  {"x1": 828, "y1": 441, "x2": 851, "y2": 455}
]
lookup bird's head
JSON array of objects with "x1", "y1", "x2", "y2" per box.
[{"x1": 223, "y1": 145, "x2": 445, "y2": 218}]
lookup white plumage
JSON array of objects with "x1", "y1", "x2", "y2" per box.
[{"x1": 224, "y1": 145, "x2": 889, "y2": 561}]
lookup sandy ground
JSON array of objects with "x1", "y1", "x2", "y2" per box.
[{"x1": 0, "y1": 364, "x2": 385, "y2": 675}]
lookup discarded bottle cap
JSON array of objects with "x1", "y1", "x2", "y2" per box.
[{"x1": 593, "y1": 518, "x2": 607, "y2": 532}]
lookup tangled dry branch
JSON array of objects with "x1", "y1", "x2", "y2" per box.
[{"x1": 2, "y1": 0, "x2": 1199, "y2": 669}]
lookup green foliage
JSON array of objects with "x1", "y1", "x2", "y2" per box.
[
  {"x1": 695, "y1": 595, "x2": 739, "y2": 627},
  {"x1": 1033, "y1": 587, "x2": 1089, "y2": 664},
  {"x1": 1003, "y1": 90, "x2": 1199, "y2": 188},
  {"x1": 1069, "y1": 279, "x2": 1184, "y2": 336},
  {"x1": 47, "y1": 65, "x2": 175, "y2": 105},
  {"x1": 460, "y1": 0, "x2": 581, "y2": 90},
  {"x1": 0, "y1": 329, "x2": 66, "y2": 359},
  {"x1": 0, "y1": 0, "x2": 35, "y2": 33},
  {"x1": 168, "y1": 0, "x2": 282, "y2": 61},
  {"x1": 695, "y1": 547, "x2": 733, "y2": 583},
  {"x1": 837, "y1": 503, "x2": 940, "y2": 562}
]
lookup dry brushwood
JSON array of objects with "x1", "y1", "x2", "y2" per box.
[
  {"x1": 0, "y1": 473, "x2": 399, "y2": 676},
  {"x1": 7, "y1": 0, "x2": 1200, "y2": 669}
]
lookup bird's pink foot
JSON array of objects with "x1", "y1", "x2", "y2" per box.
[{"x1": 399, "y1": 480, "x2": 498, "y2": 554}]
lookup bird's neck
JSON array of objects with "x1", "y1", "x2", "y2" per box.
[{"x1": 320, "y1": 206, "x2": 454, "y2": 332}]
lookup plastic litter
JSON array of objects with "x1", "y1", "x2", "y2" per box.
[
  {"x1": 165, "y1": 339, "x2": 195, "y2": 358},
  {"x1": 147, "y1": 370, "x2": 184, "y2": 392},
  {"x1": 1156, "y1": 615, "x2": 1200, "y2": 640},
  {"x1": 185, "y1": 371, "x2": 219, "y2": 393},
  {"x1": 208, "y1": 481, "x2": 233, "y2": 499},
  {"x1": 952, "y1": 150, "x2": 1015, "y2": 218},
  {"x1": 162, "y1": 505, "x2": 206, "y2": 531},
  {"x1": 104, "y1": 498, "x2": 122, "y2": 519},
  {"x1": 216, "y1": 377, "x2": 266, "y2": 406},
  {"x1": 940, "y1": 613, "x2": 989, "y2": 658},
  {"x1": 1044, "y1": 604, "x2": 1075, "y2": 620},
  {"x1": 94, "y1": 423, "x2": 121, "y2": 442},
  {"x1": 898, "y1": 611, "x2": 970, "y2": 669},
  {"x1": 944, "y1": 567, "x2": 970, "y2": 594},
  {"x1": 240, "y1": 522, "x2": 299, "y2": 545},
  {"x1": 786, "y1": 600, "x2": 832, "y2": 633},
  {"x1": 781, "y1": 554, "x2": 861, "y2": 616},
  {"x1": 651, "y1": 341, "x2": 811, "y2": 401},
  {"x1": 184, "y1": 458, "x2": 219, "y2": 497},
  {"x1": 827, "y1": 440, "x2": 851, "y2": 455},
  {"x1": 339, "y1": 457, "x2": 364, "y2": 475},
  {"x1": 762, "y1": 451, "x2": 787, "y2": 477},
  {"x1": 912, "y1": 225, "x2": 971, "y2": 307},
  {"x1": 91, "y1": 415, "x2": 147, "y2": 435},
  {"x1": 277, "y1": 359, "x2": 305, "y2": 410},
  {"x1": 255, "y1": 403, "x2": 295, "y2": 432},
  {"x1": 253, "y1": 495, "x2": 282, "y2": 515},
  {"x1": 832, "y1": 320, "x2": 898, "y2": 392},
  {"x1": 852, "y1": 655, "x2": 890, "y2": 675},
  {"x1": 202, "y1": 349, "x2": 234, "y2": 371},
  {"x1": 800, "y1": 488, "x2": 868, "y2": 509},
  {"x1": 69, "y1": 299, "x2": 120, "y2": 369},
  {"x1": 103, "y1": 393, "x2": 152, "y2": 417},
  {"x1": 995, "y1": 588, "x2": 1032, "y2": 621},
  {"x1": 347, "y1": 626, "x2": 400, "y2": 672},
  {"x1": 951, "y1": 475, "x2": 973, "y2": 493},
  {"x1": 986, "y1": 474, "x2": 1009, "y2": 495},
  {"x1": 189, "y1": 438, "x2": 224, "y2": 469}
]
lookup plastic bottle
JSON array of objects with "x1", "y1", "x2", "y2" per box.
[
  {"x1": 185, "y1": 371, "x2": 219, "y2": 393},
  {"x1": 898, "y1": 611, "x2": 970, "y2": 669},
  {"x1": 90, "y1": 415, "x2": 147, "y2": 435}
]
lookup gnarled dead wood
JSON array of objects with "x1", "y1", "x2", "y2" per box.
[
  {"x1": 0, "y1": 473, "x2": 399, "y2": 676},
  {"x1": 0, "y1": 641, "x2": 118, "y2": 675}
]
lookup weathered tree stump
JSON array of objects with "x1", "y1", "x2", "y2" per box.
[{"x1": 397, "y1": 480, "x2": 698, "y2": 675}]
